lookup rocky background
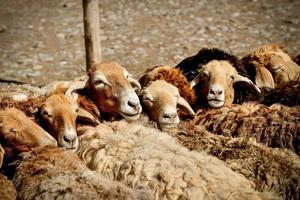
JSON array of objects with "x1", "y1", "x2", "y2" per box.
[{"x1": 0, "y1": 0, "x2": 299, "y2": 87}]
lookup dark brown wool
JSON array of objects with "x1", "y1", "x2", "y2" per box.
[
  {"x1": 166, "y1": 122, "x2": 300, "y2": 200},
  {"x1": 191, "y1": 103, "x2": 300, "y2": 155}
]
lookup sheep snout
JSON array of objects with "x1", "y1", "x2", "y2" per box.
[
  {"x1": 59, "y1": 127, "x2": 79, "y2": 150},
  {"x1": 207, "y1": 84, "x2": 225, "y2": 108}
]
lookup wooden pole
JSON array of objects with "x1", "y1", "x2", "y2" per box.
[{"x1": 82, "y1": 0, "x2": 102, "y2": 71}]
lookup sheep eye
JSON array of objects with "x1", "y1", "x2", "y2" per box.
[
  {"x1": 94, "y1": 80, "x2": 105, "y2": 89},
  {"x1": 230, "y1": 75, "x2": 234, "y2": 80},
  {"x1": 272, "y1": 67, "x2": 282, "y2": 72},
  {"x1": 41, "y1": 110, "x2": 52, "y2": 118}
]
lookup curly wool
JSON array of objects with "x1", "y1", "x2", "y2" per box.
[
  {"x1": 78, "y1": 122, "x2": 275, "y2": 200},
  {"x1": 139, "y1": 65, "x2": 197, "y2": 105},
  {"x1": 13, "y1": 146, "x2": 151, "y2": 200},
  {"x1": 168, "y1": 122, "x2": 300, "y2": 200},
  {"x1": 192, "y1": 102, "x2": 300, "y2": 155},
  {"x1": 0, "y1": 173, "x2": 17, "y2": 200},
  {"x1": 0, "y1": 144, "x2": 3, "y2": 168}
]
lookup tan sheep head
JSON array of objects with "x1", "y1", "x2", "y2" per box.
[
  {"x1": 0, "y1": 108, "x2": 57, "y2": 158},
  {"x1": 40, "y1": 94, "x2": 79, "y2": 150},
  {"x1": 267, "y1": 55, "x2": 300, "y2": 87},
  {"x1": 247, "y1": 44, "x2": 300, "y2": 88},
  {"x1": 191, "y1": 60, "x2": 260, "y2": 108},
  {"x1": 141, "y1": 80, "x2": 195, "y2": 129},
  {"x1": 88, "y1": 62, "x2": 142, "y2": 121}
]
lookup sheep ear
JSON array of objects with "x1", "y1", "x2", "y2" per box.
[
  {"x1": 177, "y1": 96, "x2": 195, "y2": 117},
  {"x1": 128, "y1": 76, "x2": 141, "y2": 94},
  {"x1": 255, "y1": 67, "x2": 275, "y2": 89},
  {"x1": 76, "y1": 107, "x2": 100, "y2": 126},
  {"x1": 235, "y1": 74, "x2": 261, "y2": 93},
  {"x1": 65, "y1": 75, "x2": 89, "y2": 101},
  {"x1": 190, "y1": 73, "x2": 201, "y2": 88}
]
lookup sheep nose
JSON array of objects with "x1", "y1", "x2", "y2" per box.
[
  {"x1": 162, "y1": 112, "x2": 177, "y2": 120},
  {"x1": 209, "y1": 87, "x2": 223, "y2": 95},
  {"x1": 128, "y1": 100, "x2": 139, "y2": 108},
  {"x1": 63, "y1": 134, "x2": 76, "y2": 144}
]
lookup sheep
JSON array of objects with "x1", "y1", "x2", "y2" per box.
[
  {"x1": 0, "y1": 173, "x2": 17, "y2": 200},
  {"x1": 77, "y1": 122, "x2": 275, "y2": 200},
  {"x1": 176, "y1": 48, "x2": 260, "y2": 108},
  {"x1": 0, "y1": 107, "x2": 57, "y2": 178},
  {"x1": 13, "y1": 146, "x2": 152, "y2": 200},
  {"x1": 191, "y1": 102, "x2": 300, "y2": 155},
  {"x1": 0, "y1": 93, "x2": 82, "y2": 149},
  {"x1": 167, "y1": 122, "x2": 300, "y2": 200},
  {"x1": 87, "y1": 62, "x2": 142, "y2": 121},
  {"x1": 0, "y1": 108, "x2": 57, "y2": 157},
  {"x1": 139, "y1": 65, "x2": 197, "y2": 105},
  {"x1": 242, "y1": 44, "x2": 300, "y2": 88},
  {"x1": 140, "y1": 80, "x2": 195, "y2": 129}
]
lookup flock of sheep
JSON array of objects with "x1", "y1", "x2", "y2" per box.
[{"x1": 0, "y1": 44, "x2": 299, "y2": 200}]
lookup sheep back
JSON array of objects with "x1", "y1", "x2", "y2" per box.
[
  {"x1": 78, "y1": 122, "x2": 275, "y2": 200},
  {"x1": 169, "y1": 122, "x2": 300, "y2": 200},
  {"x1": 13, "y1": 146, "x2": 151, "y2": 200},
  {"x1": 192, "y1": 102, "x2": 300, "y2": 155}
]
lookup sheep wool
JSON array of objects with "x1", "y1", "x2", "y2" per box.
[
  {"x1": 192, "y1": 102, "x2": 300, "y2": 155},
  {"x1": 0, "y1": 173, "x2": 17, "y2": 200},
  {"x1": 13, "y1": 146, "x2": 151, "y2": 200},
  {"x1": 77, "y1": 122, "x2": 275, "y2": 200},
  {"x1": 168, "y1": 122, "x2": 300, "y2": 200}
]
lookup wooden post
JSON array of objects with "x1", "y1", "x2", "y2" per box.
[{"x1": 82, "y1": 0, "x2": 102, "y2": 71}]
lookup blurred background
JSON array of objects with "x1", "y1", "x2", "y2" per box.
[{"x1": 0, "y1": 0, "x2": 299, "y2": 86}]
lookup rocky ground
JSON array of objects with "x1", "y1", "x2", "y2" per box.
[{"x1": 0, "y1": 0, "x2": 299, "y2": 89}]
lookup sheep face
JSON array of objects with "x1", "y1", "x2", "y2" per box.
[
  {"x1": 267, "y1": 55, "x2": 300, "y2": 87},
  {"x1": 141, "y1": 80, "x2": 195, "y2": 128},
  {"x1": 88, "y1": 62, "x2": 142, "y2": 121},
  {"x1": 0, "y1": 108, "x2": 57, "y2": 155},
  {"x1": 40, "y1": 94, "x2": 79, "y2": 150},
  {"x1": 191, "y1": 60, "x2": 260, "y2": 108}
]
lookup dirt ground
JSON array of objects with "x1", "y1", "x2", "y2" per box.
[{"x1": 0, "y1": 0, "x2": 299, "y2": 87}]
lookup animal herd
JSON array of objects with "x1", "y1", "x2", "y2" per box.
[{"x1": 0, "y1": 44, "x2": 299, "y2": 200}]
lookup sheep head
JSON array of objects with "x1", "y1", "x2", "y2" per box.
[
  {"x1": 191, "y1": 60, "x2": 260, "y2": 108},
  {"x1": 244, "y1": 44, "x2": 300, "y2": 88},
  {"x1": 40, "y1": 94, "x2": 79, "y2": 150},
  {"x1": 0, "y1": 108, "x2": 57, "y2": 158},
  {"x1": 88, "y1": 62, "x2": 142, "y2": 121},
  {"x1": 267, "y1": 55, "x2": 300, "y2": 87},
  {"x1": 141, "y1": 80, "x2": 195, "y2": 129}
]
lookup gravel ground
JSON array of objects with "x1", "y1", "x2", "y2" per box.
[{"x1": 0, "y1": 0, "x2": 299, "y2": 87}]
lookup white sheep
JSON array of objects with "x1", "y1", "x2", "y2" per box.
[{"x1": 77, "y1": 121, "x2": 275, "y2": 200}]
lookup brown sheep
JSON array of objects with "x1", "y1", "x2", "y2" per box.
[
  {"x1": 139, "y1": 65, "x2": 197, "y2": 105},
  {"x1": 87, "y1": 62, "x2": 142, "y2": 121},
  {"x1": 167, "y1": 123, "x2": 300, "y2": 200},
  {"x1": 0, "y1": 173, "x2": 17, "y2": 200},
  {"x1": 13, "y1": 146, "x2": 151, "y2": 200},
  {"x1": 176, "y1": 48, "x2": 260, "y2": 108},
  {"x1": 191, "y1": 102, "x2": 300, "y2": 155},
  {"x1": 242, "y1": 44, "x2": 300, "y2": 88}
]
